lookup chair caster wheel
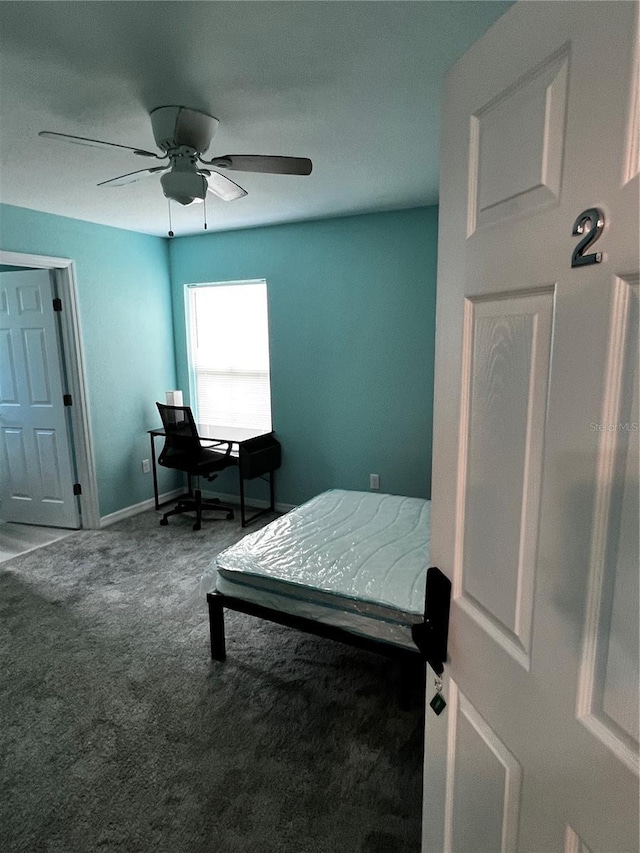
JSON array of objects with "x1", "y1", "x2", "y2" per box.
[
  {"x1": 160, "y1": 518, "x2": 169, "y2": 526},
  {"x1": 226, "y1": 512, "x2": 234, "y2": 520},
  {"x1": 193, "y1": 523, "x2": 201, "y2": 531}
]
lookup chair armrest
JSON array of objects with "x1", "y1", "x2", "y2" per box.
[{"x1": 201, "y1": 439, "x2": 234, "y2": 459}]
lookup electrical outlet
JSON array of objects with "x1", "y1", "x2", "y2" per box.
[
  {"x1": 141, "y1": 459, "x2": 151, "y2": 474},
  {"x1": 369, "y1": 473, "x2": 380, "y2": 491}
]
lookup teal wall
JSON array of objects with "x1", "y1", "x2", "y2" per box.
[
  {"x1": 0, "y1": 204, "x2": 178, "y2": 517},
  {"x1": 168, "y1": 207, "x2": 438, "y2": 505},
  {"x1": 0, "y1": 203, "x2": 438, "y2": 517}
]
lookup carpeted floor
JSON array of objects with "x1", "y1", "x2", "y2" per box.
[
  {"x1": 0, "y1": 509, "x2": 425, "y2": 853},
  {"x1": 0, "y1": 521, "x2": 74, "y2": 564}
]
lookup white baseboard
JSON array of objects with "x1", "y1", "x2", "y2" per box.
[
  {"x1": 202, "y1": 489, "x2": 295, "y2": 515},
  {"x1": 100, "y1": 489, "x2": 294, "y2": 528},
  {"x1": 99, "y1": 488, "x2": 185, "y2": 528}
]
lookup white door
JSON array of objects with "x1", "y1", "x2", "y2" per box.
[
  {"x1": 424, "y1": 2, "x2": 638, "y2": 852},
  {"x1": 0, "y1": 269, "x2": 80, "y2": 527}
]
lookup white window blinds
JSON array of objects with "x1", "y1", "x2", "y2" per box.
[{"x1": 186, "y1": 281, "x2": 272, "y2": 430}]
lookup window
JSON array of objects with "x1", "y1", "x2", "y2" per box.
[{"x1": 186, "y1": 280, "x2": 272, "y2": 430}]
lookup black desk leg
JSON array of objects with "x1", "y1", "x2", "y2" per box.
[
  {"x1": 239, "y1": 471, "x2": 247, "y2": 527},
  {"x1": 239, "y1": 470, "x2": 276, "y2": 528},
  {"x1": 150, "y1": 433, "x2": 160, "y2": 511}
]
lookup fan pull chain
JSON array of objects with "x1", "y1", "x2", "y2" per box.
[
  {"x1": 203, "y1": 194, "x2": 208, "y2": 231},
  {"x1": 167, "y1": 200, "x2": 174, "y2": 238}
]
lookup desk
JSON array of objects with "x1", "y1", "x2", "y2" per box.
[{"x1": 148, "y1": 424, "x2": 281, "y2": 527}]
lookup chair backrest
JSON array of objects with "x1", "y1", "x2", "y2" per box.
[{"x1": 156, "y1": 403, "x2": 202, "y2": 468}]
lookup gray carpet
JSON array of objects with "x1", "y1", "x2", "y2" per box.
[{"x1": 0, "y1": 509, "x2": 424, "y2": 853}]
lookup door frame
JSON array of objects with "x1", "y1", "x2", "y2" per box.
[{"x1": 0, "y1": 249, "x2": 100, "y2": 529}]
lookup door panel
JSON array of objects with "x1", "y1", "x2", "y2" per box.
[
  {"x1": 3, "y1": 427, "x2": 29, "y2": 495},
  {"x1": 0, "y1": 270, "x2": 79, "y2": 527},
  {"x1": 469, "y1": 46, "x2": 569, "y2": 233},
  {"x1": 23, "y1": 327, "x2": 53, "y2": 403},
  {"x1": 0, "y1": 329, "x2": 19, "y2": 402},
  {"x1": 577, "y1": 276, "x2": 639, "y2": 774},
  {"x1": 447, "y1": 687, "x2": 523, "y2": 853},
  {"x1": 458, "y1": 289, "x2": 553, "y2": 668},
  {"x1": 425, "y1": 3, "x2": 638, "y2": 852}
]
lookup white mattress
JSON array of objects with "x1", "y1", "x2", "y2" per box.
[{"x1": 202, "y1": 489, "x2": 431, "y2": 649}]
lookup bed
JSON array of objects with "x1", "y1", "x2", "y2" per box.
[{"x1": 203, "y1": 489, "x2": 450, "y2": 696}]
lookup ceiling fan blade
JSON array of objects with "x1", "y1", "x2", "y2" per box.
[
  {"x1": 39, "y1": 131, "x2": 160, "y2": 158},
  {"x1": 201, "y1": 155, "x2": 312, "y2": 176},
  {"x1": 97, "y1": 166, "x2": 168, "y2": 187},
  {"x1": 201, "y1": 170, "x2": 247, "y2": 201}
]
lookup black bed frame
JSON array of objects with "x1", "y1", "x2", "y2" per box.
[{"x1": 206, "y1": 566, "x2": 451, "y2": 706}]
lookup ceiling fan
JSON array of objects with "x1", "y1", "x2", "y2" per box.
[{"x1": 39, "y1": 105, "x2": 313, "y2": 208}]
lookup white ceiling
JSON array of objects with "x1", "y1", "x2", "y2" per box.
[{"x1": 0, "y1": 1, "x2": 512, "y2": 237}]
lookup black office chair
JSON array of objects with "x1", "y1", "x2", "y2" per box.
[{"x1": 156, "y1": 403, "x2": 237, "y2": 531}]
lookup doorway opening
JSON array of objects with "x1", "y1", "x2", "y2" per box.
[{"x1": 0, "y1": 250, "x2": 99, "y2": 530}]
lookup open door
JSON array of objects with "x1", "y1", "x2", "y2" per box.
[
  {"x1": 425, "y1": 2, "x2": 638, "y2": 851},
  {"x1": 0, "y1": 269, "x2": 80, "y2": 528}
]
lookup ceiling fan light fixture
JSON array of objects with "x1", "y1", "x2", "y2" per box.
[{"x1": 160, "y1": 170, "x2": 208, "y2": 206}]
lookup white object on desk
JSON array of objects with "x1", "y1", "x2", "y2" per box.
[{"x1": 165, "y1": 390, "x2": 183, "y2": 407}]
